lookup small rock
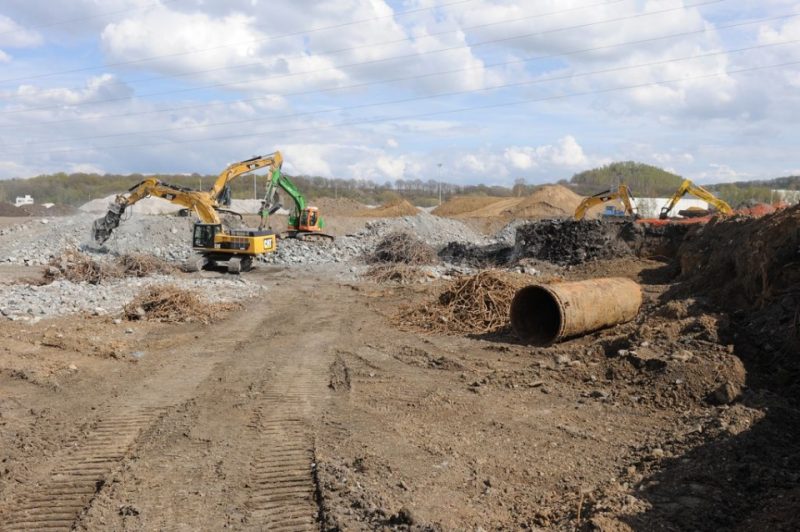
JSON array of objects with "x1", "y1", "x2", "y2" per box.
[
  {"x1": 711, "y1": 381, "x2": 741, "y2": 405},
  {"x1": 671, "y1": 350, "x2": 693, "y2": 362},
  {"x1": 650, "y1": 447, "x2": 665, "y2": 459},
  {"x1": 113, "y1": 318, "x2": 122, "y2": 325},
  {"x1": 125, "y1": 328, "x2": 134, "y2": 334},
  {"x1": 67, "y1": 363, "x2": 78, "y2": 371}
]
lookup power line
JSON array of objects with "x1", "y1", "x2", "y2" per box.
[
  {"x1": 0, "y1": 0, "x2": 478, "y2": 84},
  {"x1": 1, "y1": 11, "x2": 791, "y2": 130},
  {"x1": 0, "y1": 0, "x2": 723, "y2": 115},
  {"x1": 0, "y1": 0, "x2": 182, "y2": 38},
  {"x1": 0, "y1": 0, "x2": 625, "y2": 95},
  {"x1": 13, "y1": 59, "x2": 800, "y2": 157},
  {"x1": 8, "y1": 39, "x2": 797, "y2": 148}
]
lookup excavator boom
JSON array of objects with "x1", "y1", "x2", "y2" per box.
[
  {"x1": 209, "y1": 152, "x2": 283, "y2": 205},
  {"x1": 574, "y1": 184, "x2": 637, "y2": 220},
  {"x1": 659, "y1": 179, "x2": 733, "y2": 219},
  {"x1": 91, "y1": 178, "x2": 220, "y2": 245}
]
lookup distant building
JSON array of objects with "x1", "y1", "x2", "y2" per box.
[
  {"x1": 14, "y1": 195, "x2": 33, "y2": 207},
  {"x1": 633, "y1": 197, "x2": 709, "y2": 218},
  {"x1": 771, "y1": 189, "x2": 800, "y2": 205}
]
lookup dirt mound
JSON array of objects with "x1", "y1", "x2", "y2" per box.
[
  {"x1": 397, "y1": 270, "x2": 535, "y2": 335},
  {"x1": 355, "y1": 199, "x2": 418, "y2": 217},
  {"x1": 513, "y1": 219, "x2": 634, "y2": 265},
  {"x1": 310, "y1": 197, "x2": 367, "y2": 217},
  {"x1": 0, "y1": 202, "x2": 28, "y2": 216},
  {"x1": 676, "y1": 205, "x2": 800, "y2": 396},
  {"x1": 431, "y1": 196, "x2": 505, "y2": 216},
  {"x1": 508, "y1": 185, "x2": 583, "y2": 219},
  {"x1": 367, "y1": 231, "x2": 437, "y2": 265},
  {"x1": 124, "y1": 285, "x2": 239, "y2": 323}
]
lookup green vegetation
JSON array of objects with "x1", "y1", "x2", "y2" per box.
[
  {"x1": 0, "y1": 162, "x2": 796, "y2": 208},
  {"x1": 567, "y1": 161, "x2": 684, "y2": 197}
]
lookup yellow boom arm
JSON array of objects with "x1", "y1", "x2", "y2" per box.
[
  {"x1": 209, "y1": 151, "x2": 283, "y2": 204},
  {"x1": 659, "y1": 179, "x2": 733, "y2": 219},
  {"x1": 92, "y1": 178, "x2": 221, "y2": 244},
  {"x1": 574, "y1": 184, "x2": 637, "y2": 220}
]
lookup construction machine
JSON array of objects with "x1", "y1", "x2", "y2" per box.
[
  {"x1": 659, "y1": 179, "x2": 733, "y2": 220},
  {"x1": 574, "y1": 184, "x2": 638, "y2": 220},
  {"x1": 91, "y1": 152, "x2": 286, "y2": 273},
  {"x1": 259, "y1": 168, "x2": 334, "y2": 241}
]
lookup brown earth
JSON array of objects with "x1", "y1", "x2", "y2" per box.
[
  {"x1": 309, "y1": 196, "x2": 368, "y2": 217},
  {"x1": 354, "y1": 198, "x2": 419, "y2": 218},
  {"x1": 431, "y1": 196, "x2": 506, "y2": 216},
  {"x1": 1, "y1": 253, "x2": 797, "y2": 530}
]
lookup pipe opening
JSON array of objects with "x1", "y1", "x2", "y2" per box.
[{"x1": 510, "y1": 285, "x2": 562, "y2": 346}]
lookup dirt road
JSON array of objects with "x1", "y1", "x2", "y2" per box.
[{"x1": 1, "y1": 262, "x2": 797, "y2": 531}]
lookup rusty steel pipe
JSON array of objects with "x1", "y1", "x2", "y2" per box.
[{"x1": 510, "y1": 277, "x2": 642, "y2": 346}]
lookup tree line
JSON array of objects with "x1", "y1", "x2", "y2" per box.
[{"x1": 0, "y1": 162, "x2": 796, "y2": 207}]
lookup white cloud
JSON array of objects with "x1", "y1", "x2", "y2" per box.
[
  {"x1": 0, "y1": 14, "x2": 42, "y2": 48},
  {"x1": 504, "y1": 136, "x2": 588, "y2": 170}
]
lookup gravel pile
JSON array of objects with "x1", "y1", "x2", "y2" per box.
[
  {"x1": 0, "y1": 215, "x2": 195, "y2": 266},
  {"x1": 0, "y1": 275, "x2": 264, "y2": 321},
  {"x1": 512, "y1": 219, "x2": 633, "y2": 265},
  {"x1": 1, "y1": 211, "x2": 488, "y2": 268}
]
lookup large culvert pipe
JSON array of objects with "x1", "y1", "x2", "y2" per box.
[{"x1": 510, "y1": 277, "x2": 642, "y2": 346}]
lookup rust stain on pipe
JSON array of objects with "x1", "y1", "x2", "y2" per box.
[{"x1": 510, "y1": 277, "x2": 642, "y2": 346}]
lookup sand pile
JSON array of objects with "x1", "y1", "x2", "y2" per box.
[
  {"x1": 356, "y1": 199, "x2": 418, "y2": 217},
  {"x1": 505, "y1": 185, "x2": 583, "y2": 219},
  {"x1": 433, "y1": 185, "x2": 584, "y2": 221},
  {"x1": 311, "y1": 197, "x2": 368, "y2": 217},
  {"x1": 432, "y1": 196, "x2": 505, "y2": 216}
]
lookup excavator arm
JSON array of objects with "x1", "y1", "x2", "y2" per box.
[
  {"x1": 261, "y1": 169, "x2": 325, "y2": 230},
  {"x1": 91, "y1": 178, "x2": 220, "y2": 245},
  {"x1": 659, "y1": 179, "x2": 733, "y2": 219},
  {"x1": 209, "y1": 151, "x2": 283, "y2": 206},
  {"x1": 574, "y1": 184, "x2": 637, "y2": 220}
]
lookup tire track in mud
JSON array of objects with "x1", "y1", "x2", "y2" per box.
[
  {"x1": 0, "y1": 302, "x2": 273, "y2": 531},
  {"x1": 244, "y1": 355, "x2": 331, "y2": 530},
  {"x1": 0, "y1": 408, "x2": 162, "y2": 531}
]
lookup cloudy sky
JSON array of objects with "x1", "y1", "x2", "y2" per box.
[{"x1": 0, "y1": 0, "x2": 798, "y2": 185}]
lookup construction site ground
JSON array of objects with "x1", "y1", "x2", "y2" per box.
[{"x1": 0, "y1": 206, "x2": 798, "y2": 531}]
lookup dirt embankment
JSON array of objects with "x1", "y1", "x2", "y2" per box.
[{"x1": 354, "y1": 198, "x2": 419, "y2": 217}]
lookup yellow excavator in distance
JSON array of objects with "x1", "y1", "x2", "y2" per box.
[
  {"x1": 659, "y1": 179, "x2": 733, "y2": 219},
  {"x1": 91, "y1": 153, "x2": 285, "y2": 273},
  {"x1": 574, "y1": 184, "x2": 638, "y2": 220}
]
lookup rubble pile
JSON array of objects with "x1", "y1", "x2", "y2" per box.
[
  {"x1": 124, "y1": 285, "x2": 240, "y2": 323},
  {"x1": 0, "y1": 276, "x2": 263, "y2": 321},
  {"x1": 398, "y1": 270, "x2": 535, "y2": 335},
  {"x1": 512, "y1": 219, "x2": 633, "y2": 265}
]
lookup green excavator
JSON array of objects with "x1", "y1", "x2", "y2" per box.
[{"x1": 259, "y1": 167, "x2": 335, "y2": 241}]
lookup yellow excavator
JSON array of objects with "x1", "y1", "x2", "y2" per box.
[
  {"x1": 659, "y1": 179, "x2": 733, "y2": 219},
  {"x1": 574, "y1": 184, "x2": 638, "y2": 220},
  {"x1": 91, "y1": 153, "x2": 285, "y2": 273}
]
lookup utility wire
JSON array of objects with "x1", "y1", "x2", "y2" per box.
[
  {"x1": 13, "y1": 59, "x2": 799, "y2": 157},
  {"x1": 1, "y1": 11, "x2": 792, "y2": 130},
  {"x1": 0, "y1": 0, "x2": 723, "y2": 115},
  {"x1": 8, "y1": 39, "x2": 797, "y2": 148},
  {"x1": 0, "y1": 0, "x2": 625, "y2": 95},
  {"x1": 0, "y1": 0, "x2": 479, "y2": 84}
]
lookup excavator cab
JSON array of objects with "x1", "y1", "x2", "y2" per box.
[
  {"x1": 192, "y1": 223, "x2": 220, "y2": 249},
  {"x1": 298, "y1": 207, "x2": 322, "y2": 232}
]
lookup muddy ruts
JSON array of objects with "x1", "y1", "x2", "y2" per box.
[
  {"x1": 510, "y1": 277, "x2": 642, "y2": 346},
  {"x1": 0, "y1": 408, "x2": 161, "y2": 531}
]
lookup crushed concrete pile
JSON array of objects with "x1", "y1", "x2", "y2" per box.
[
  {"x1": 512, "y1": 219, "x2": 633, "y2": 265},
  {"x1": 80, "y1": 195, "x2": 185, "y2": 215},
  {"x1": 0, "y1": 214, "x2": 196, "y2": 266},
  {"x1": 262, "y1": 212, "x2": 487, "y2": 266},
  {"x1": 0, "y1": 275, "x2": 263, "y2": 321}
]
